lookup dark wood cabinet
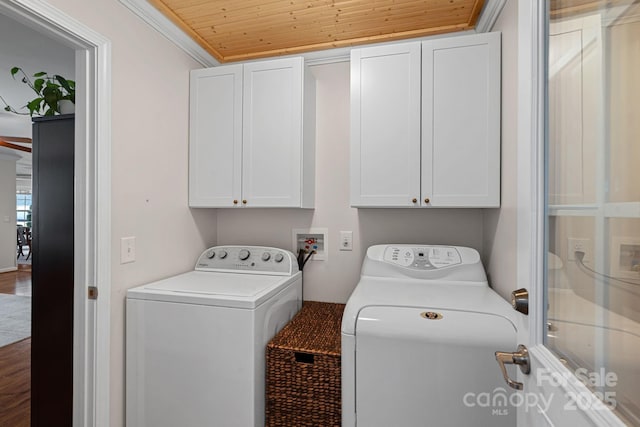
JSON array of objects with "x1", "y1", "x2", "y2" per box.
[{"x1": 31, "y1": 114, "x2": 74, "y2": 426}]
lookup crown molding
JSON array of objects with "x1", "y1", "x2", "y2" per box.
[
  {"x1": 476, "y1": 0, "x2": 508, "y2": 33},
  {"x1": 119, "y1": 0, "x2": 219, "y2": 67}
]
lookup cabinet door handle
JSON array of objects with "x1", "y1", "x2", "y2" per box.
[
  {"x1": 233, "y1": 199, "x2": 238, "y2": 205},
  {"x1": 242, "y1": 199, "x2": 247, "y2": 205},
  {"x1": 424, "y1": 198, "x2": 430, "y2": 204},
  {"x1": 412, "y1": 198, "x2": 418, "y2": 204}
]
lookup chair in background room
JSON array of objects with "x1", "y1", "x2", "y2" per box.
[{"x1": 17, "y1": 226, "x2": 31, "y2": 260}]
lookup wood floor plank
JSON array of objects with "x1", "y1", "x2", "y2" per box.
[
  {"x1": 0, "y1": 338, "x2": 30, "y2": 427},
  {"x1": 0, "y1": 270, "x2": 32, "y2": 297},
  {"x1": 0, "y1": 270, "x2": 31, "y2": 426}
]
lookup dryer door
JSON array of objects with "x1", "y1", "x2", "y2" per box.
[{"x1": 355, "y1": 306, "x2": 517, "y2": 427}]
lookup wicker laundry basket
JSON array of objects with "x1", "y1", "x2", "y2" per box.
[{"x1": 266, "y1": 301, "x2": 345, "y2": 427}]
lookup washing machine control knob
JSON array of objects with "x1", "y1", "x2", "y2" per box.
[
  {"x1": 274, "y1": 253, "x2": 284, "y2": 263},
  {"x1": 218, "y1": 250, "x2": 228, "y2": 259},
  {"x1": 238, "y1": 249, "x2": 251, "y2": 260},
  {"x1": 261, "y1": 252, "x2": 271, "y2": 261},
  {"x1": 206, "y1": 250, "x2": 215, "y2": 259}
]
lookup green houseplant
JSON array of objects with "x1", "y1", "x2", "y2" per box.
[{"x1": 0, "y1": 66, "x2": 75, "y2": 116}]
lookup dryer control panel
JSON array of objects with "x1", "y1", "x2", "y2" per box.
[
  {"x1": 361, "y1": 244, "x2": 485, "y2": 282},
  {"x1": 195, "y1": 246, "x2": 298, "y2": 275},
  {"x1": 384, "y1": 246, "x2": 462, "y2": 270}
]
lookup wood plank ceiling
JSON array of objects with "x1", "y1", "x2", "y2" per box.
[{"x1": 147, "y1": 0, "x2": 487, "y2": 62}]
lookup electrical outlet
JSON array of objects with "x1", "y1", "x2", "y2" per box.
[
  {"x1": 568, "y1": 238, "x2": 590, "y2": 262},
  {"x1": 121, "y1": 236, "x2": 136, "y2": 264},
  {"x1": 339, "y1": 231, "x2": 353, "y2": 251}
]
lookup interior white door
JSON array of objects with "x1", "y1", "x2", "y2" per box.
[
  {"x1": 189, "y1": 65, "x2": 243, "y2": 207},
  {"x1": 349, "y1": 42, "x2": 421, "y2": 207},
  {"x1": 242, "y1": 57, "x2": 303, "y2": 207},
  {"x1": 514, "y1": 2, "x2": 628, "y2": 426}
]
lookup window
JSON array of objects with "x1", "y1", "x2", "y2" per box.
[{"x1": 16, "y1": 192, "x2": 32, "y2": 227}]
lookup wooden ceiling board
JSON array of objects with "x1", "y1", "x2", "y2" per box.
[
  {"x1": 190, "y1": 9, "x2": 471, "y2": 37},
  {"x1": 148, "y1": 0, "x2": 485, "y2": 62},
  {"x1": 185, "y1": 4, "x2": 474, "y2": 29}
]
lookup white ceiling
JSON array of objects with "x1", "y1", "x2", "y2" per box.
[{"x1": 0, "y1": 13, "x2": 76, "y2": 180}]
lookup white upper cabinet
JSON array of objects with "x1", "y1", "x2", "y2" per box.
[
  {"x1": 422, "y1": 32, "x2": 501, "y2": 207},
  {"x1": 189, "y1": 65, "x2": 243, "y2": 207},
  {"x1": 350, "y1": 32, "x2": 501, "y2": 208},
  {"x1": 189, "y1": 56, "x2": 315, "y2": 208},
  {"x1": 350, "y1": 43, "x2": 422, "y2": 207}
]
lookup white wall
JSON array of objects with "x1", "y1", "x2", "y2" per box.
[
  {"x1": 217, "y1": 62, "x2": 486, "y2": 303},
  {"x1": 28, "y1": 1, "x2": 219, "y2": 425},
  {"x1": 0, "y1": 13, "x2": 75, "y2": 137},
  {"x1": 482, "y1": 0, "x2": 519, "y2": 301},
  {"x1": 0, "y1": 154, "x2": 18, "y2": 272}
]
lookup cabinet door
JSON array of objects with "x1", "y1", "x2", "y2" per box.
[
  {"x1": 350, "y1": 43, "x2": 422, "y2": 207},
  {"x1": 242, "y1": 57, "x2": 303, "y2": 207},
  {"x1": 189, "y1": 65, "x2": 243, "y2": 207},
  {"x1": 422, "y1": 32, "x2": 501, "y2": 207}
]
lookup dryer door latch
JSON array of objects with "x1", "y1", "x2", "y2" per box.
[{"x1": 494, "y1": 344, "x2": 530, "y2": 390}]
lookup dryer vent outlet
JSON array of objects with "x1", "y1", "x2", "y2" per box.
[{"x1": 292, "y1": 228, "x2": 327, "y2": 261}]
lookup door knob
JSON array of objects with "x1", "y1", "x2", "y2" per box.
[
  {"x1": 511, "y1": 288, "x2": 529, "y2": 315},
  {"x1": 495, "y1": 344, "x2": 530, "y2": 390}
]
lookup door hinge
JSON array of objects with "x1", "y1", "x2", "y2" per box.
[{"x1": 88, "y1": 286, "x2": 98, "y2": 300}]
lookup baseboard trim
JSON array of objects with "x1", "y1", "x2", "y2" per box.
[{"x1": 0, "y1": 266, "x2": 18, "y2": 273}]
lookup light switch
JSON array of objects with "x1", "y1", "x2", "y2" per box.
[{"x1": 121, "y1": 236, "x2": 136, "y2": 264}]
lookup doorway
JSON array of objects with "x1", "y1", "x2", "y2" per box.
[
  {"x1": 0, "y1": 14, "x2": 76, "y2": 424},
  {"x1": 0, "y1": 1, "x2": 111, "y2": 426}
]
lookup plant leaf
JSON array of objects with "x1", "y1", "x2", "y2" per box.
[
  {"x1": 27, "y1": 98, "x2": 43, "y2": 116},
  {"x1": 34, "y1": 78, "x2": 44, "y2": 94},
  {"x1": 10, "y1": 67, "x2": 20, "y2": 76},
  {"x1": 33, "y1": 71, "x2": 47, "y2": 77},
  {"x1": 42, "y1": 85, "x2": 61, "y2": 109},
  {"x1": 55, "y1": 75, "x2": 71, "y2": 92}
]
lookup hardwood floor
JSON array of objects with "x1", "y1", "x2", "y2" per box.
[
  {"x1": 0, "y1": 269, "x2": 31, "y2": 426},
  {"x1": 0, "y1": 268, "x2": 32, "y2": 297},
  {"x1": 0, "y1": 339, "x2": 30, "y2": 427}
]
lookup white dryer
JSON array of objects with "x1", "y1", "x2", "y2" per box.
[
  {"x1": 126, "y1": 246, "x2": 302, "y2": 427},
  {"x1": 342, "y1": 244, "x2": 517, "y2": 427}
]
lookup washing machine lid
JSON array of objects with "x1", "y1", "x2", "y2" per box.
[
  {"x1": 126, "y1": 271, "x2": 301, "y2": 309},
  {"x1": 341, "y1": 277, "x2": 515, "y2": 335}
]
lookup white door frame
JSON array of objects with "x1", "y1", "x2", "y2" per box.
[
  {"x1": 516, "y1": 0, "x2": 624, "y2": 425},
  {"x1": 0, "y1": 1, "x2": 111, "y2": 426}
]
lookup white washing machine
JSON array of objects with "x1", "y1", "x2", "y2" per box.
[
  {"x1": 126, "y1": 245, "x2": 302, "y2": 427},
  {"x1": 342, "y1": 244, "x2": 518, "y2": 427}
]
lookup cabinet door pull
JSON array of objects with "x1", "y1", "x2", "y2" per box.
[
  {"x1": 233, "y1": 200, "x2": 238, "y2": 205},
  {"x1": 412, "y1": 198, "x2": 418, "y2": 203},
  {"x1": 424, "y1": 198, "x2": 430, "y2": 204},
  {"x1": 242, "y1": 199, "x2": 247, "y2": 205}
]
